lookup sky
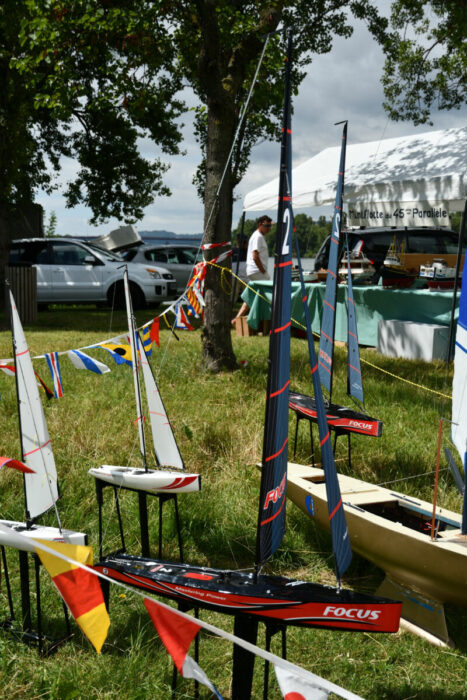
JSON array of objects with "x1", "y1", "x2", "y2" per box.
[{"x1": 36, "y1": 3, "x2": 467, "y2": 238}]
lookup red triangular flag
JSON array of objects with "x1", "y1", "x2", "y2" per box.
[
  {"x1": 0, "y1": 456, "x2": 35, "y2": 474},
  {"x1": 144, "y1": 598, "x2": 200, "y2": 673},
  {"x1": 150, "y1": 318, "x2": 160, "y2": 348}
]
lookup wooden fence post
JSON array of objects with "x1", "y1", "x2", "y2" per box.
[{"x1": 5, "y1": 265, "x2": 37, "y2": 324}]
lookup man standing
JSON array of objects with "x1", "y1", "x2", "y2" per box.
[{"x1": 232, "y1": 215, "x2": 272, "y2": 322}]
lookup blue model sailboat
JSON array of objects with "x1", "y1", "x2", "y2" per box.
[{"x1": 289, "y1": 123, "x2": 382, "y2": 464}]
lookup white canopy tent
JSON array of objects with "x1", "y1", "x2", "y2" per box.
[{"x1": 243, "y1": 127, "x2": 467, "y2": 217}]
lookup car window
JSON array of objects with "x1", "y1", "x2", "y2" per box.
[
  {"x1": 85, "y1": 243, "x2": 122, "y2": 261},
  {"x1": 146, "y1": 250, "x2": 168, "y2": 264},
  {"x1": 406, "y1": 233, "x2": 443, "y2": 253},
  {"x1": 9, "y1": 241, "x2": 50, "y2": 264},
  {"x1": 121, "y1": 249, "x2": 137, "y2": 261},
  {"x1": 50, "y1": 242, "x2": 93, "y2": 265},
  {"x1": 176, "y1": 248, "x2": 197, "y2": 264}
]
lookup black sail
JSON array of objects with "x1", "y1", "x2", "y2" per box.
[{"x1": 256, "y1": 32, "x2": 293, "y2": 567}]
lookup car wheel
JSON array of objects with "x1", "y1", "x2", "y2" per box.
[
  {"x1": 107, "y1": 282, "x2": 125, "y2": 309},
  {"x1": 129, "y1": 282, "x2": 146, "y2": 310}
]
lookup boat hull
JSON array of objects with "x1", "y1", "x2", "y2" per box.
[
  {"x1": 95, "y1": 554, "x2": 401, "y2": 633},
  {"x1": 286, "y1": 462, "x2": 467, "y2": 608},
  {"x1": 88, "y1": 465, "x2": 201, "y2": 493},
  {"x1": 289, "y1": 393, "x2": 382, "y2": 437},
  {"x1": 0, "y1": 520, "x2": 87, "y2": 552}
]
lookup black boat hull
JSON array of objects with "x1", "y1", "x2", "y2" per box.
[
  {"x1": 95, "y1": 554, "x2": 401, "y2": 633},
  {"x1": 289, "y1": 392, "x2": 382, "y2": 437}
]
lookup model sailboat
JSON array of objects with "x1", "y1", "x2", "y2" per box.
[
  {"x1": 89, "y1": 267, "x2": 201, "y2": 496},
  {"x1": 0, "y1": 289, "x2": 86, "y2": 550},
  {"x1": 0, "y1": 288, "x2": 86, "y2": 648},
  {"x1": 287, "y1": 250, "x2": 467, "y2": 645},
  {"x1": 94, "y1": 34, "x2": 400, "y2": 637},
  {"x1": 289, "y1": 123, "x2": 382, "y2": 448}
]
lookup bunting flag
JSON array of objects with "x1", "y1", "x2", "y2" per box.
[
  {"x1": 100, "y1": 342, "x2": 133, "y2": 366},
  {"x1": 140, "y1": 325, "x2": 153, "y2": 357},
  {"x1": 67, "y1": 350, "x2": 110, "y2": 374},
  {"x1": 174, "y1": 303, "x2": 194, "y2": 331},
  {"x1": 185, "y1": 289, "x2": 201, "y2": 318},
  {"x1": 150, "y1": 318, "x2": 160, "y2": 348},
  {"x1": 45, "y1": 352, "x2": 64, "y2": 398},
  {"x1": 144, "y1": 598, "x2": 223, "y2": 699},
  {"x1": 274, "y1": 665, "x2": 329, "y2": 700},
  {"x1": 35, "y1": 540, "x2": 110, "y2": 654},
  {"x1": 0, "y1": 363, "x2": 53, "y2": 399},
  {"x1": 0, "y1": 456, "x2": 35, "y2": 474}
]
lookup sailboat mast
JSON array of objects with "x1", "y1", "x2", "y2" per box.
[
  {"x1": 318, "y1": 121, "x2": 348, "y2": 404},
  {"x1": 255, "y1": 30, "x2": 293, "y2": 570},
  {"x1": 123, "y1": 268, "x2": 148, "y2": 472},
  {"x1": 346, "y1": 233, "x2": 365, "y2": 408}
]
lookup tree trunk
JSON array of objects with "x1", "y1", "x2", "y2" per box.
[{"x1": 200, "y1": 93, "x2": 238, "y2": 372}]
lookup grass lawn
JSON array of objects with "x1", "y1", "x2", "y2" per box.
[{"x1": 0, "y1": 305, "x2": 465, "y2": 699}]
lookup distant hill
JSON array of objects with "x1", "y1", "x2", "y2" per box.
[{"x1": 140, "y1": 230, "x2": 203, "y2": 244}]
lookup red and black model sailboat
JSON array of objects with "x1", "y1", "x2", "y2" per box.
[
  {"x1": 94, "y1": 32, "x2": 400, "y2": 636},
  {"x1": 289, "y1": 122, "x2": 382, "y2": 463}
]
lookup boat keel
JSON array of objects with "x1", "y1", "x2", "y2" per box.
[{"x1": 376, "y1": 576, "x2": 454, "y2": 647}]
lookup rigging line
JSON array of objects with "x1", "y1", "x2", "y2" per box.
[
  {"x1": 203, "y1": 33, "x2": 271, "y2": 238},
  {"x1": 360, "y1": 357, "x2": 452, "y2": 400},
  {"x1": 377, "y1": 468, "x2": 448, "y2": 487}
]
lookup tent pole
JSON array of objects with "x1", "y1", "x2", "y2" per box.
[{"x1": 446, "y1": 199, "x2": 467, "y2": 363}]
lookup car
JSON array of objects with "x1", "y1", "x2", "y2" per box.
[
  {"x1": 8, "y1": 237, "x2": 178, "y2": 308},
  {"x1": 314, "y1": 226, "x2": 461, "y2": 277},
  {"x1": 120, "y1": 244, "x2": 203, "y2": 294}
]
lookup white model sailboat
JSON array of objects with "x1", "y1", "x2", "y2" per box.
[
  {"x1": 89, "y1": 269, "x2": 200, "y2": 557},
  {"x1": 0, "y1": 289, "x2": 86, "y2": 550}
]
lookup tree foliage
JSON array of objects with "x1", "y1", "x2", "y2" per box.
[
  {"x1": 3, "y1": 0, "x2": 184, "y2": 222},
  {"x1": 382, "y1": 0, "x2": 467, "y2": 125}
]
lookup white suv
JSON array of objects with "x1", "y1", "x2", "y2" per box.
[{"x1": 9, "y1": 238, "x2": 177, "y2": 308}]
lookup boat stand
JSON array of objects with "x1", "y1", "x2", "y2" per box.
[
  {"x1": 94, "y1": 478, "x2": 184, "y2": 560},
  {"x1": 0, "y1": 546, "x2": 72, "y2": 655},
  {"x1": 292, "y1": 411, "x2": 352, "y2": 469}
]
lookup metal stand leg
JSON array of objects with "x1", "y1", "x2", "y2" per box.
[
  {"x1": 19, "y1": 551, "x2": 31, "y2": 632},
  {"x1": 293, "y1": 413, "x2": 299, "y2": 458},
  {"x1": 309, "y1": 420, "x2": 315, "y2": 467},
  {"x1": 232, "y1": 615, "x2": 258, "y2": 700},
  {"x1": 113, "y1": 487, "x2": 126, "y2": 552},
  {"x1": 1, "y1": 546, "x2": 15, "y2": 621},
  {"x1": 263, "y1": 622, "x2": 287, "y2": 700},
  {"x1": 138, "y1": 492, "x2": 150, "y2": 557}
]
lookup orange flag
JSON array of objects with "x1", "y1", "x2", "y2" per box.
[{"x1": 35, "y1": 540, "x2": 110, "y2": 654}]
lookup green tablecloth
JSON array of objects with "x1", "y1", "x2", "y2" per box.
[{"x1": 241, "y1": 282, "x2": 459, "y2": 347}]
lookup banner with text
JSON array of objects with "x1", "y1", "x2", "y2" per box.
[{"x1": 347, "y1": 202, "x2": 451, "y2": 228}]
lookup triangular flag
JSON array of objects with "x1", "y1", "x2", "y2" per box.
[
  {"x1": 0, "y1": 363, "x2": 15, "y2": 376},
  {"x1": 0, "y1": 456, "x2": 34, "y2": 473},
  {"x1": 140, "y1": 325, "x2": 153, "y2": 357},
  {"x1": 67, "y1": 350, "x2": 110, "y2": 374},
  {"x1": 150, "y1": 318, "x2": 160, "y2": 348},
  {"x1": 35, "y1": 540, "x2": 110, "y2": 654},
  {"x1": 174, "y1": 303, "x2": 194, "y2": 331},
  {"x1": 144, "y1": 598, "x2": 223, "y2": 698},
  {"x1": 274, "y1": 665, "x2": 329, "y2": 700},
  {"x1": 100, "y1": 342, "x2": 132, "y2": 366},
  {"x1": 45, "y1": 352, "x2": 64, "y2": 398}
]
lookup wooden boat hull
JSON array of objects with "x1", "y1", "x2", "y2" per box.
[
  {"x1": 0, "y1": 520, "x2": 87, "y2": 552},
  {"x1": 289, "y1": 393, "x2": 382, "y2": 437},
  {"x1": 95, "y1": 554, "x2": 401, "y2": 633},
  {"x1": 88, "y1": 465, "x2": 201, "y2": 493},
  {"x1": 286, "y1": 462, "x2": 467, "y2": 609}
]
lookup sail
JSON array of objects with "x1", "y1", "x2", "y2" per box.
[
  {"x1": 346, "y1": 235, "x2": 364, "y2": 407},
  {"x1": 451, "y1": 249, "x2": 467, "y2": 532},
  {"x1": 10, "y1": 290, "x2": 59, "y2": 520},
  {"x1": 256, "y1": 33, "x2": 293, "y2": 567},
  {"x1": 138, "y1": 333, "x2": 184, "y2": 470},
  {"x1": 293, "y1": 235, "x2": 353, "y2": 583},
  {"x1": 123, "y1": 268, "x2": 148, "y2": 468},
  {"x1": 318, "y1": 122, "x2": 348, "y2": 401}
]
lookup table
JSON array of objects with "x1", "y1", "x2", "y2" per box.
[{"x1": 241, "y1": 282, "x2": 459, "y2": 347}]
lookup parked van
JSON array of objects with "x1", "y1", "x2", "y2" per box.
[{"x1": 314, "y1": 226, "x2": 462, "y2": 282}]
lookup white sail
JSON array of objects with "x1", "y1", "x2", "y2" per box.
[
  {"x1": 10, "y1": 290, "x2": 59, "y2": 520},
  {"x1": 138, "y1": 334, "x2": 184, "y2": 470},
  {"x1": 451, "y1": 269, "x2": 467, "y2": 467}
]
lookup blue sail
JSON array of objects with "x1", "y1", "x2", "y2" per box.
[
  {"x1": 318, "y1": 122, "x2": 347, "y2": 401},
  {"x1": 256, "y1": 33, "x2": 293, "y2": 567},
  {"x1": 293, "y1": 230, "x2": 353, "y2": 583},
  {"x1": 346, "y1": 234, "x2": 365, "y2": 407}
]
